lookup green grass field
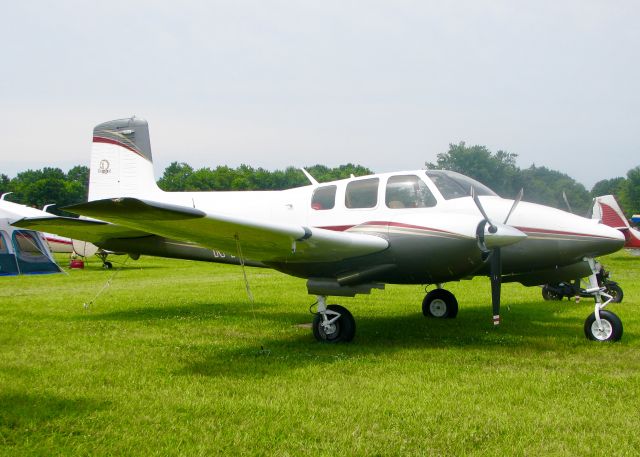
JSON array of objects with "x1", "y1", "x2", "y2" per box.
[{"x1": 1, "y1": 252, "x2": 639, "y2": 456}]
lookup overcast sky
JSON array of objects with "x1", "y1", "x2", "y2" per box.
[{"x1": 1, "y1": 1, "x2": 638, "y2": 189}]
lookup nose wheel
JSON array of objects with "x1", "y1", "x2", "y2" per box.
[{"x1": 584, "y1": 310, "x2": 623, "y2": 341}]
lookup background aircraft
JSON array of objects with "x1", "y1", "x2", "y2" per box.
[
  {"x1": 15, "y1": 118, "x2": 626, "y2": 342},
  {"x1": 592, "y1": 195, "x2": 640, "y2": 256}
]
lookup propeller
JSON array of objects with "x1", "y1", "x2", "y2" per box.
[{"x1": 471, "y1": 188, "x2": 526, "y2": 325}]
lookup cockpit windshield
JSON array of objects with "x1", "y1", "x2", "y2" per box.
[{"x1": 425, "y1": 170, "x2": 497, "y2": 200}]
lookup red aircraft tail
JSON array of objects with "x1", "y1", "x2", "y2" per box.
[{"x1": 593, "y1": 195, "x2": 640, "y2": 253}]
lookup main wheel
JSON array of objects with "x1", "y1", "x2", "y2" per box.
[
  {"x1": 312, "y1": 304, "x2": 356, "y2": 343},
  {"x1": 541, "y1": 285, "x2": 563, "y2": 301},
  {"x1": 422, "y1": 289, "x2": 458, "y2": 318},
  {"x1": 584, "y1": 310, "x2": 623, "y2": 341},
  {"x1": 605, "y1": 284, "x2": 623, "y2": 303},
  {"x1": 103, "y1": 261, "x2": 113, "y2": 269}
]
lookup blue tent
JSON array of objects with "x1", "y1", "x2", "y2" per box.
[{"x1": 0, "y1": 215, "x2": 61, "y2": 276}]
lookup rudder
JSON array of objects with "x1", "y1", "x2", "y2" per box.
[{"x1": 88, "y1": 117, "x2": 161, "y2": 201}]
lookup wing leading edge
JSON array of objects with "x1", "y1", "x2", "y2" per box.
[{"x1": 64, "y1": 198, "x2": 389, "y2": 263}]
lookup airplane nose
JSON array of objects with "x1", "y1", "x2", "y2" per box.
[{"x1": 592, "y1": 223, "x2": 625, "y2": 256}]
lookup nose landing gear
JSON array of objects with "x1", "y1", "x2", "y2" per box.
[{"x1": 582, "y1": 258, "x2": 623, "y2": 342}]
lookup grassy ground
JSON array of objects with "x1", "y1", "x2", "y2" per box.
[{"x1": 1, "y1": 251, "x2": 639, "y2": 456}]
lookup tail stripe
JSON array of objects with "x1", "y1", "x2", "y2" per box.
[{"x1": 93, "y1": 136, "x2": 147, "y2": 160}]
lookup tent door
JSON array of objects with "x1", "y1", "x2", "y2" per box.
[{"x1": 0, "y1": 230, "x2": 18, "y2": 275}]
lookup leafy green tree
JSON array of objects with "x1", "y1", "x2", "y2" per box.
[
  {"x1": 520, "y1": 165, "x2": 591, "y2": 215},
  {"x1": 157, "y1": 162, "x2": 194, "y2": 191},
  {"x1": 621, "y1": 166, "x2": 640, "y2": 216},
  {"x1": 0, "y1": 173, "x2": 10, "y2": 196},
  {"x1": 156, "y1": 162, "x2": 373, "y2": 191},
  {"x1": 591, "y1": 177, "x2": 626, "y2": 200},
  {"x1": 427, "y1": 142, "x2": 521, "y2": 198}
]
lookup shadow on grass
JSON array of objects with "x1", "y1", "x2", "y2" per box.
[
  {"x1": 71, "y1": 297, "x2": 633, "y2": 378},
  {"x1": 0, "y1": 393, "x2": 107, "y2": 446},
  {"x1": 173, "y1": 300, "x2": 634, "y2": 379}
]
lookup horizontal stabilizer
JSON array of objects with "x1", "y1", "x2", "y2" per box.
[{"x1": 13, "y1": 216, "x2": 150, "y2": 243}]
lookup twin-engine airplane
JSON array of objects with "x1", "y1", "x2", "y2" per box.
[{"x1": 15, "y1": 118, "x2": 626, "y2": 342}]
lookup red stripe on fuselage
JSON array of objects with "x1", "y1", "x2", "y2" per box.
[
  {"x1": 319, "y1": 221, "x2": 465, "y2": 238},
  {"x1": 320, "y1": 221, "x2": 456, "y2": 235},
  {"x1": 515, "y1": 226, "x2": 618, "y2": 240},
  {"x1": 45, "y1": 237, "x2": 72, "y2": 245},
  {"x1": 319, "y1": 221, "x2": 616, "y2": 241}
]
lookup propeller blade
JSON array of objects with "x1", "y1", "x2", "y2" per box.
[
  {"x1": 562, "y1": 191, "x2": 573, "y2": 214},
  {"x1": 471, "y1": 188, "x2": 495, "y2": 231},
  {"x1": 503, "y1": 188, "x2": 524, "y2": 224},
  {"x1": 490, "y1": 247, "x2": 502, "y2": 325}
]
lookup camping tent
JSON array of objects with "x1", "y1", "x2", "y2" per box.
[{"x1": 0, "y1": 208, "x2": 62, "y2": 276}]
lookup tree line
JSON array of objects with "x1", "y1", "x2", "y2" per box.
[
  {"x1": 1, "y1": 144, "x2": 638, "y2": 218},
  {"x1": 428, "y1": 142, "x2": 640, "y2": 217}
]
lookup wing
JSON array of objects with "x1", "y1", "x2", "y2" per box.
[
  {"x1": 12, "y1": 216, "x2": 150, "y2": 244},
  {"x1": 63, "y1": 198, "x2": 389, "y2": 263}
]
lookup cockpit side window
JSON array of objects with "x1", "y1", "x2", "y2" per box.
[
  {"x1": 311, "y1": 185, "x2": 337, "y2": 210},
  {"x1": 386, "y1": 175, "x2": 437, "y2": 209},
  {"x1": 425, "y1": 170, "x2": 497, "y2": 199},
  {"x1": 345, "y1": 178, "x2": 379, "y2": 209}
]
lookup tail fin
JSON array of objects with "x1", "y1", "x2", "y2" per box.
[
  {"x1": 88, "y1": 117, "x2": 161, "y2": 201},
  {"x1": 592, "y1": 195, "x2": 631, "y2": 230}
]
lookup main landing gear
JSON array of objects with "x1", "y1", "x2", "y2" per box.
[
  {"x1": 422, "y1": 287, "x2": 458, "y2": 318},
  {"x1": 311, "y1": 296, "x2": 356, "y2": 343},
  {"x1": 97, "y1": 252, "x2": 113, "y2": 269}
]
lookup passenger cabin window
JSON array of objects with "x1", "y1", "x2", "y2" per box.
[
  {"x1": 425, "y1": 170, "x2": 497, "y2": 200},
  {"x1": 386, "y1": 175, "x2": 437, "y2": 209},
  {"x1": 345, "y1": 178, "x2": 379, "y2": 209},
  {"x1": 311, "y1": 185, "x2": 337, "y2": 210}
]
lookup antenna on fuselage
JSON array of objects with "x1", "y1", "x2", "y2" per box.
[{"x1": 1, "y1": 192, "x2": 13, "y2": 200}]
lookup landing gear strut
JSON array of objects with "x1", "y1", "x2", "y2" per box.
[
  {"x1": 311, "y1": 296, "x2": 356, "y2": 343},
  {"x1": 97, "y1": 252, "x2": 112, "y2": 269},
  {"x1": 583, "y1": 258, "x2": 623, "y2": 342}
]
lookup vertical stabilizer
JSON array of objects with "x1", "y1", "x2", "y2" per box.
[
  {"x1": 592, "y1": 195, "x2": 631, "y2": 230},
  {"x1": 88, "y1": 117, "x2": 162, "y2": 201}
]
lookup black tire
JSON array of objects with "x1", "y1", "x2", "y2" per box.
[
  {"x1": 103, "y1": 261, "x2": 113, "y2": 269},
  {"x1": 541, "y1": 285, "x2": 563, "y2": 301},
  {"x1": 606, "y1": 284, "x2": 623, "y2": 303},
  {"x1": 422, "y1": 289, "x2": 458, "y2": 318},
  {"x1": 584, "y1": 310, "x2": 623, "y2": 342},
  {"x1": 312, "y1": 304, "x2": 356, "y2": 343}
]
